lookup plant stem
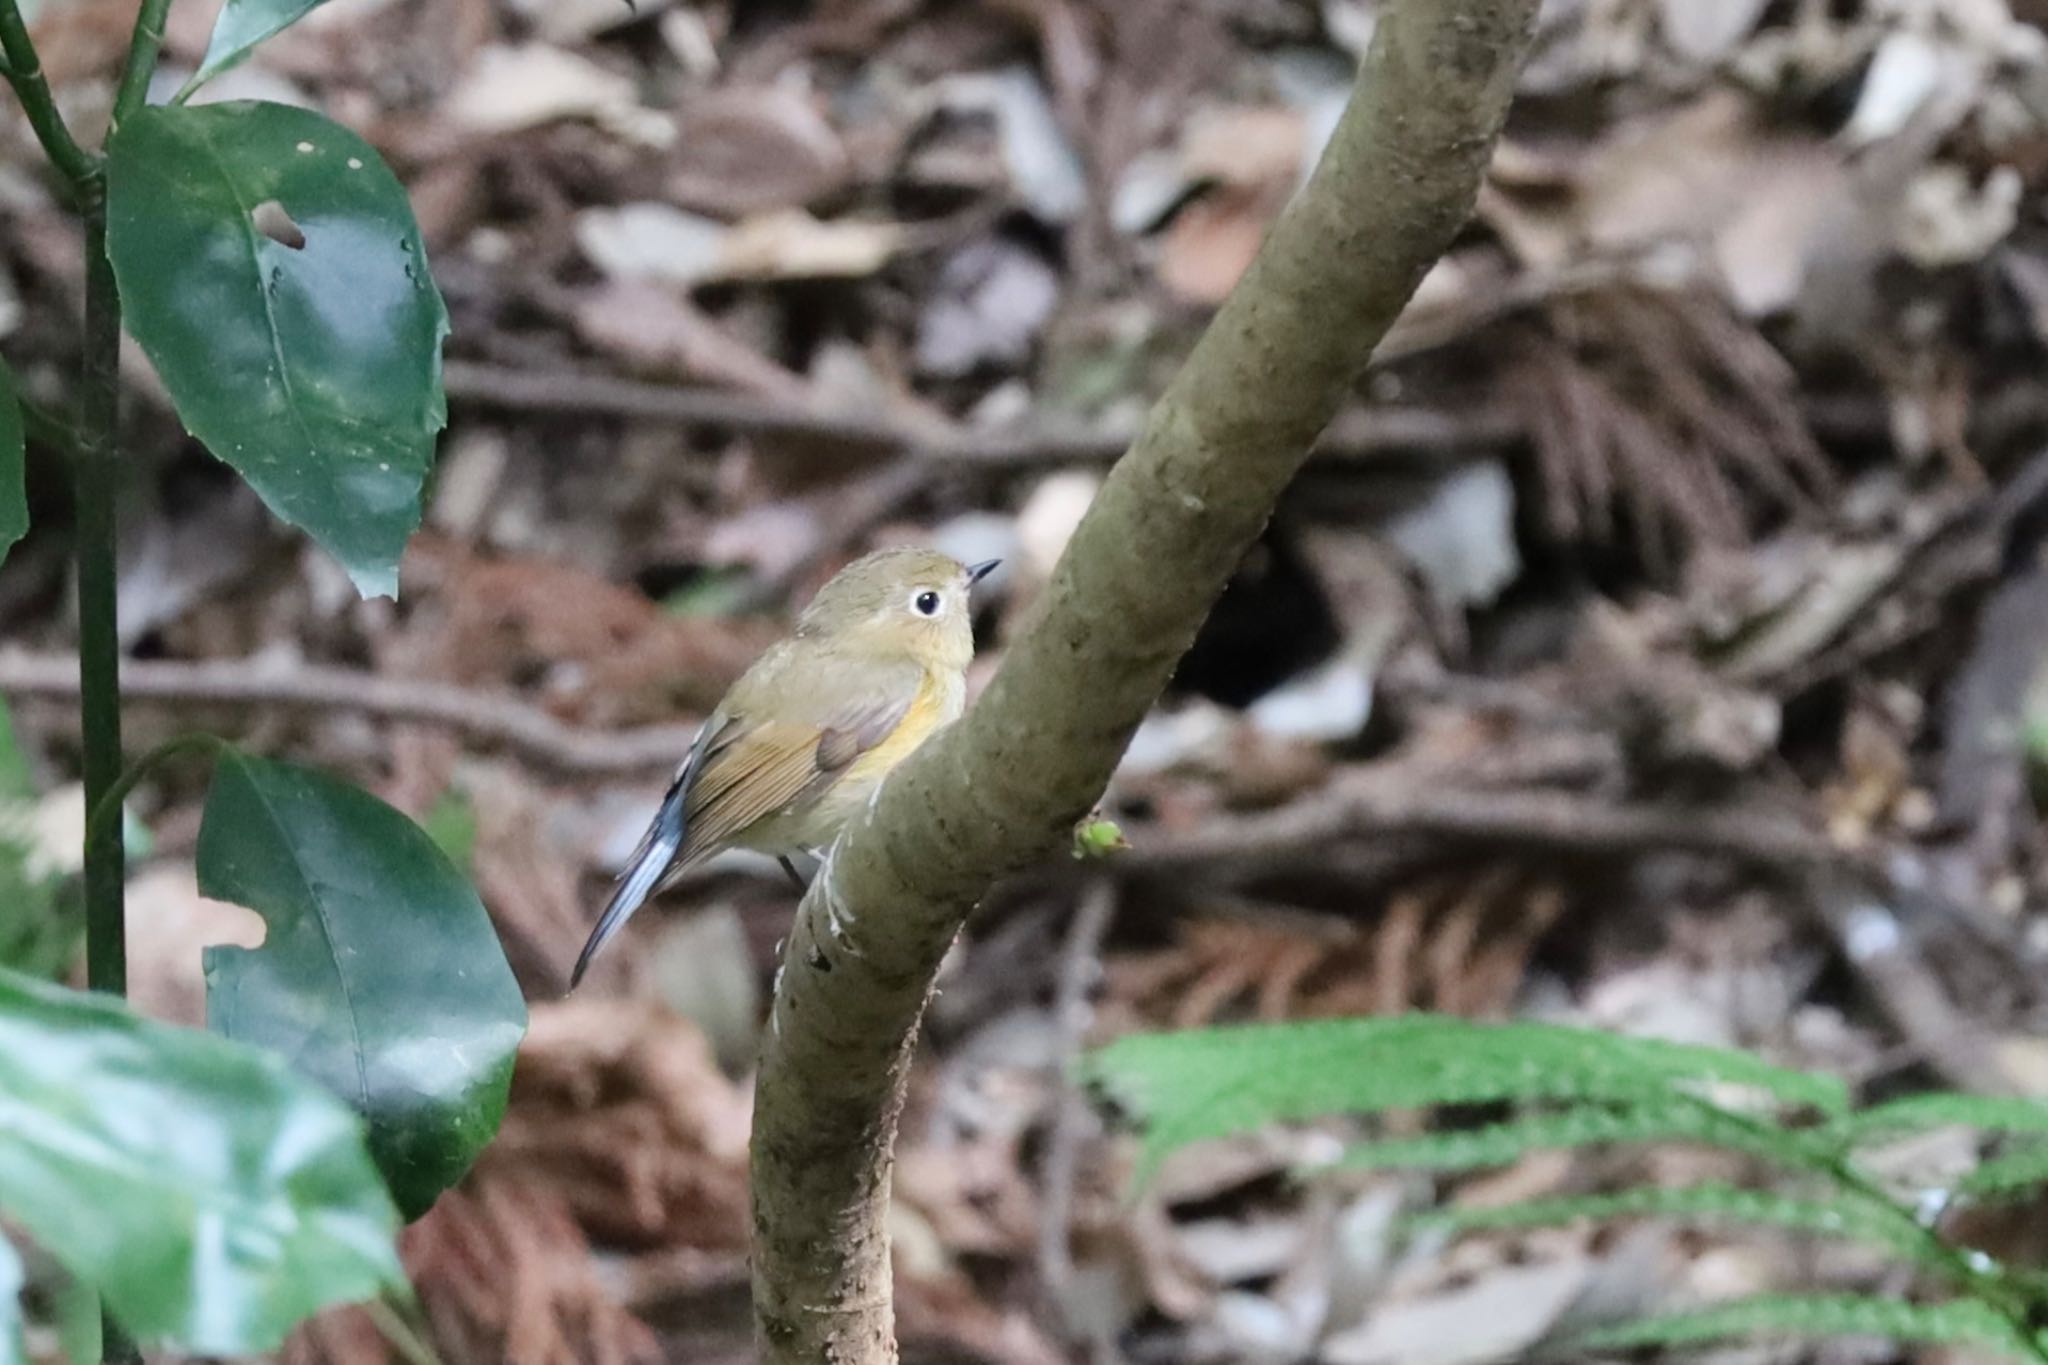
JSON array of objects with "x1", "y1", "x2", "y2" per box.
[
  {"x1": 0, "y1": 0, "x2": 98, "y2": 187},
  {"x1": 19, "y1": 394, "x2": 84, "y2": 457},
  {"x1": 75, "y1": 193, "x2": 124, "y2": 1004},
  {"x1": 82, "y1": 733, "x2": 224, "y2": 864},
  {"x1": 108, "y1": 0, "x2": 170, "y2": 131}
]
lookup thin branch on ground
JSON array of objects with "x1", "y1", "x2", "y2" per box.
[
  {"x1": 0, "y1": 650, "x2": 701, "y2": 776},
  {"x1": 1129, "y1": 774, "x2": 1843, "y2": 874},
  {"x1": 441, "y1": 359, "x2": 1523, "y2": 468},
  {"x1": 1037, "y1": 881, "x2": 1120, "y2": 1361}
]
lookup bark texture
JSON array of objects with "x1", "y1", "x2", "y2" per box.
[{"x1": 748, "y1": 4, "x2": 1542, "y2": 1360}]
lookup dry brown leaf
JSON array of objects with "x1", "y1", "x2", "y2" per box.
[{"x1": 1158, "y1": 185, "x2": 1278, "y2": 305}]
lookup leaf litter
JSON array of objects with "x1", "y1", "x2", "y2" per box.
[{"x1": 11, "y1": 0, "x2": 2048, "y2": 1359}]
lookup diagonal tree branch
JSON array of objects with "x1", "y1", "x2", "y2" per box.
[{"x1": 746, "y1": 3, "x2": 1544, "y2": 1362}]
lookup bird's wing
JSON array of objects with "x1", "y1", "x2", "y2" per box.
[
  {"x1": 568, "y1": 652, "x2": 924, "y2": 990},
  {"x1": 676, "y1": 656, "x2": 925, "y2": 862}
]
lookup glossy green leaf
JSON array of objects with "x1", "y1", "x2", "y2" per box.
[
  {"x1": 0, "y1": 359, "x2": 24, "y2": 568},
  {"x1": 199, "y1": 751, "x2": 526, "y2": 1218},
  {"x1": 184, "y1": 0, "x2": 328, "y2": 98},
  {"x1": 0, "y1": 966, "x2": 401, "y2": 1351},
  {"x1": 105, "y1": 102, "x2": 448, "y2": 599}
]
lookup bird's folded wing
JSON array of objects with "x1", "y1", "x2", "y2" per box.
[{"x1": 676, "y1": 658, "x2": 925, "y2": 863}]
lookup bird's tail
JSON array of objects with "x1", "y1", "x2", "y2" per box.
[{"x1": 569, "y1": 785, "x2": 687, "y2": 990}]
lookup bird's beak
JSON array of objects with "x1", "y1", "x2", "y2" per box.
[{"x1": 967, "y1": 559, "x2": 1002, "y2": 584}]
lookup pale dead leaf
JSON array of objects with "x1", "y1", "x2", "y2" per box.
[
  {"x1": 1321, "y1": 1247, "x2": 1592, "y2": 1365},
  {"x1": 574, "y1": 202, "x2": 728, "y2": 288},
  {"x1": 447, "y1": 44, "x2": 672, "y2": 146},
  {"x1": 716, "y1": 210, "x2": 902, "y2": 281},
  {"x1": 1181, "y1": 105, "x2": 1306, "y2": 188},
  {"x1": 1654, "y1": 0, "x2": 1769, "y2": 64}
]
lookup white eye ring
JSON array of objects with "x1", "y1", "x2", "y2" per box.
[{"x1": 911, "y1": 589, "x2": 942, "y2": 617}]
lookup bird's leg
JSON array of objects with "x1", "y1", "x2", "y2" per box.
[{"x1": 778, "y1": 855, "x2": 809, "y2": 892}]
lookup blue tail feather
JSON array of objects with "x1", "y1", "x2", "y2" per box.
[{"x1": 569, "y1": 775, "x2": 689, "y2": 989}]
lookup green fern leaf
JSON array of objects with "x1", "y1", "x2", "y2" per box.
[
  {"x1": 1825, "y1": 1094, "x2": 2048, "y2": 1148},
  {"x1": 1087, "y1": 1017, "x2": 1847, "y2": 1177},
  {"x1": 1418, "y1": 1183, "x2": 1928, "y2": 1263},
  {"x1": 1569, "y1": 1293, "x2": 2036, "y2": 1360},
  {"x1": 1329, "y1": 1102, "x2": 1834, "y2": 1174},
  {"x1": 1958, "y1": 1142, "x2": 2048, "y2": 1202}
]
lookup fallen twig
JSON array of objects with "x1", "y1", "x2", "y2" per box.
[
  {"x1": 1129, "y1": 772, "x2": 1842, "y2": 874},
  {"x1": 1037, "y1": 881, "x2": 1118, "y2": 1358},
  {"x1": 0, "y1": 649, "x2": 700, "y2": 776},
  {"x1": 442, "y1": 359, "x2": 1521, "y2": 468}
]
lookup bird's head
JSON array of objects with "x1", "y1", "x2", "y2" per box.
[{"x1": 795, "y1": 547, "x2": 999, "y2": 672}]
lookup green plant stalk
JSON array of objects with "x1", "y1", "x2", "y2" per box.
[
  {"x1": 0, "y1": 0, "x2": 97, "y2": 188},
  {"x1": 75, "y1": 197, "x2": 125, "y2": 1006},
  {"x1": 86, "y1": 3, "x2": 175, "y2": 1359},
  {"x1": 83, "y1": 733, "x2": 224, "y2": 861},
  {"x1": 109, "y1": 0, "x2": 170, "y2": 131}
]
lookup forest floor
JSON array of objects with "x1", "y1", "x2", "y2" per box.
[{"x1": 9, "y1": 0, "x2": 2048, "y2": 1361}]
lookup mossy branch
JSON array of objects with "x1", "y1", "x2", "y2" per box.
[{"x1": 745, "y1": 3, "x2": 1543, "y2": 1361}]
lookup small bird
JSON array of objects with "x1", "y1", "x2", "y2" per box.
[{"x1": 569, "y1": 547, "x2": 1000, "y2": 988}]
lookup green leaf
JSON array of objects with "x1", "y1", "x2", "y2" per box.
[
  {"x1": 1329, "y1": 1102, "x2": 1832, "y2": 1175},
  {"x1": 0, "y1": 966, "x2": 402, "y2": 1351},
  {"x1": 1420, "y1": 1183, "x2": 1929, "y2": 1264},
  {"x1": 104, "y1": 102, "x2": 449, "y2": 599},
  {"x1": 47, "y1": 1271, "x2": 99, "y2": 1365},
  {"x1": 1959, "y1": 1142, "x2": 2048, "y2": 1202},
  {"x1": 420, "y1": 784, "x2": 476, "y2": 873},
  {"x1": 184, "y1": 0, "x2": 328, "y2": 98},
  {"x1": 1824, "y1": 1093, "x2": 2048, "y2": 1147},
  {"x1": 1568, "y1": 1293, "x2": 2036, "y2": 1361},
  {"x1": 0, "y1": 700, "x2": 78, "y2": 980},
  {"x1": 199, "y1": 750, "x2": 525, "y2": 1218},
  {"x1": 0, "y1": 1237, "x2": 21, "y2": 1365},
  {"x1": 1088, "y1": 1017, "x2": 1846, "y2": 1178},
  {"x1": 0, "y1": 359, "x2": 24, "y2": 568}
]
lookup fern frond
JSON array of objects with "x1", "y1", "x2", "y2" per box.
[
  {"x1": 1959, "y1": 1142, "x2": 2048, "y2": 1202},
  {"x1": 1328, "y1": 1101, "x2": 1832, "y2": 1175},
  {"x1": 1087, "y1": 1017, "x2": 1847, "y2": 1175},
  {"x1": 1418, "y1": 1183, "x2": 1928, "y2": 1263},
  {"x1": 1824, "y1": 1094, "x2": 2048, "y2": 1148},
  {"x1": 1568, "y1": 1293, "x2": 2037, "y2": 1361}
]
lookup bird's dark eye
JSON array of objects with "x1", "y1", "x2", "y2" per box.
[{"x1": 913, "y1": 590, "x2": 942, "y2": 616}]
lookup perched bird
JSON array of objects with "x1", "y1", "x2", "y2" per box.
[{"x1": 569, "y1": 548, "x2": 1000, "y2": 988}]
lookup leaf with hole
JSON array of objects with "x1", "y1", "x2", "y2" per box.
[
  {"x1": 0, "y1": 359, "x2": 23, "y2": 568},
  {"x1": 183, "y1": 0, "x2": 331, "y2": 99},
  {"x1": 199, "y1": 750, "x2": 526, "y2": 1219},
  {"x1": 0, "y1": 966, "x2": 402, "y2": 1351},
  {"x1": 105, "y1": 102, "x2": 448, "y2": 598}
]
